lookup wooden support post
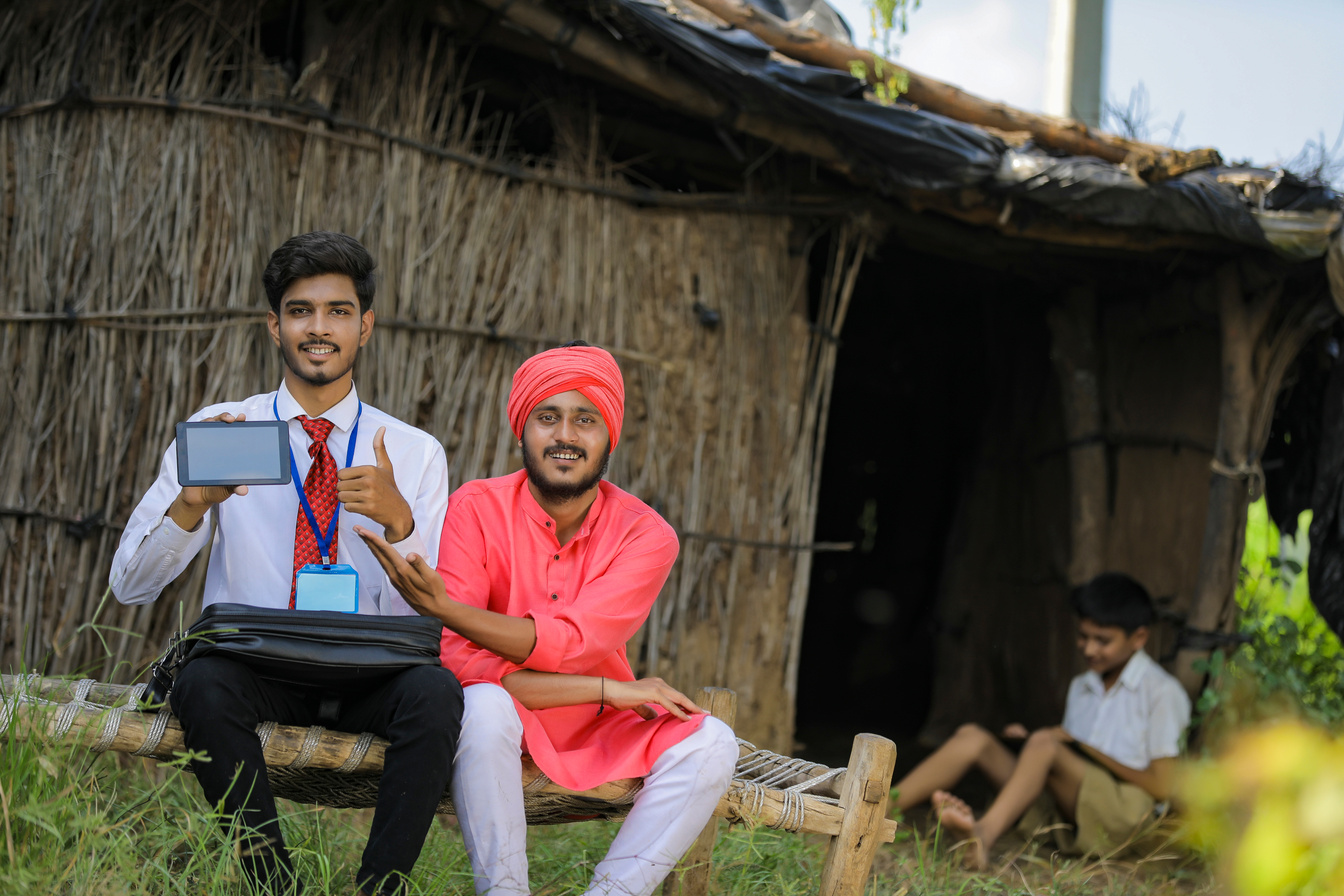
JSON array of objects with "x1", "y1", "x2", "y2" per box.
[
  {"x1": 1047, "y1": 284, "x2": 1107, "y2": 586},
  {"x1": 1178, "y1": 267, "x2": 1334, "y2": 694},
  {"x1": 1178, "y1": 267, "x2": 1265, "y2": 693},
  {"x1": 818, "y1": 733, "x2": 897, "y2": 896},
  {"x1": 662, "y1": 687, "x2": 738, "y2": 896}
]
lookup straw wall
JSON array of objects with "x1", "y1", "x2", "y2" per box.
[{"x1": 0, "y1": 1, "x2": 862, "y2": 748}]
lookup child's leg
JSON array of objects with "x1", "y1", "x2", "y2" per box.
[
  {"x1": 894, "y1": 724, "x2": 1018, "y2": 811},
  {"x1": 932, "y1": 729, "x2": 1090, "y2": 870}
]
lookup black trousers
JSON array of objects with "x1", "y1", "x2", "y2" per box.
[{"x1": 170, "y1": 657, "x2": 464, "y2": 896}]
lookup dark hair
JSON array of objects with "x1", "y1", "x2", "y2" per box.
[
  {"x1": 262, "y1": 231, "x2": 376, "y2": 313},
  {"x1": 556, "y1": 339, "x2": 593, "y2": 348},
  {"x1": 1070, "y1": 572, "x2": 1154, "y2": 633}
]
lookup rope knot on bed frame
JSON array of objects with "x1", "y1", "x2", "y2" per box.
[{"x1": 731, "y1": 744, "x2": 845, "y2": 833}]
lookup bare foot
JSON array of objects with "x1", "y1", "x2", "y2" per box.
[{"x1": 931, "y1": 791, "x2": 990, "y2": 871}]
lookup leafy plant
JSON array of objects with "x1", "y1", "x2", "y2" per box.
[
  {"x1": 1200, "y1": 500, "x2": 1344, "y2": 733},
  {"x1": 1179, "y1": 506, "x2": 1344, "y2": 893},
  {"x1": 865, "y1": 0, "x2": 921, "y2": 56},
  {"x1": 849, "y1": 0, "x2": 920, "y2": 104}
]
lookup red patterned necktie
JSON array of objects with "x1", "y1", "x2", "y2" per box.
[{"x1": 290, "y1": 416, "x2": 338, "y2": 607}]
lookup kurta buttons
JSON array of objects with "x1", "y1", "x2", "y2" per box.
[
  {"x1": 551, "y1": 593, "x2": 558, "y2": 600},
  {"x1": 545, "y1": 521, "x2": 551, "y2": 527},
  {"x1": 554, "y1": 554, "x2": 559, "y2": 560}
]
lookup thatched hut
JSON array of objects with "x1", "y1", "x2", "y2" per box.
[{"x1": 2, "y1": 0, "x2": 1339, "y2": 755}]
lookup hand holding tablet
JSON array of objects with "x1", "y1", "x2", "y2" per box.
[
  {"x1": 176, "y1": 418, "x2": 291, "y2": 487},
  {"x1": 170, "y1": 413, "x2": 360, "y2": 611},
  {"x1": 174, "y1": 412, "x2": 362, "y2": 612}
]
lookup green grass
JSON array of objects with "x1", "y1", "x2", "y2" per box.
[
  {"x1": 871, "y1": 814, "x2": 1215, "y2": 896},
  {"x1": 0, "y1": 711, "x2": 1217, "y2": 896}
]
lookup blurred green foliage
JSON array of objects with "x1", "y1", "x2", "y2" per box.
[
  {"x1": 1179, "y1": 501, "x2": 1344, "y2": 896},
  {"x1": 1181, "y1": 721, "x2": 1344, "y2": 896}
]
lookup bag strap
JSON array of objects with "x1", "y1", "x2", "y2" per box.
[{"x1": 141, "y1": 502, "x2": 222, "y2": 708}]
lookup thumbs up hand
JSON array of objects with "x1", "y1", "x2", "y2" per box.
[{"x1": 338, "y1": 426, "x2": 415, "y2": 542}]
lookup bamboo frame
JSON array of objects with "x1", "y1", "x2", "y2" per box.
[{"x1": 13, "y1": 692, "x2": 873, "y2": 834}]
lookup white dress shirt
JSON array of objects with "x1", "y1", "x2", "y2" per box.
[
  {"x1": 1061, "y1": 648, "x2": 1192, "y2": 771},
  {"x1": 110, "y1": 382, "x2": 449, "y2": 616}
]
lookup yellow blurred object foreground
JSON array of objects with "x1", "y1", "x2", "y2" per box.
[{"x1": 1181, "y1": 721, "x2": 1344, "y2": 895}]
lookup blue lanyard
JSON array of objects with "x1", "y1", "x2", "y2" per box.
[{"x1": 274, "y1": 395, "x2": 362, "y2": 564}]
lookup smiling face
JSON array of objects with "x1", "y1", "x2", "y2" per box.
[
  {"x1": 520, "y1": 389, "x2": 612, "y2": 504},
  {"x1": 1077, "y1": 617, "x2": 1148, "y2": 688},
  {"x1": 267, "y1": 272, "x2": 373, "y2": 401}
]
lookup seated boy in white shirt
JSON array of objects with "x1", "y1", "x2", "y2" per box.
[{"x1": 891, "y1": 573, "x2": 1191, "y2": 869}]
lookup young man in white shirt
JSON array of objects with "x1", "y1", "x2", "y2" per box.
[
  {"x1": 890, "y1": 573, "x2": 1191, "y2": 869},
  {"x1": 111, "y1": 231, "x2": 462, "y2": 896}
]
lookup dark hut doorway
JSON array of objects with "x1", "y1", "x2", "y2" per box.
[{"x1": 794, "y1": 233, "x2": 1048, "y2": 768}]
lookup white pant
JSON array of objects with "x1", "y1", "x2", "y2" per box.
[{"x1": 452, "y1": 683, "x2": 739, "y2": 896}]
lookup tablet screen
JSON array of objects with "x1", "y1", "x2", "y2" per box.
[{"x1": 176, "y1": 421, "x2": 292, "y2": 487}]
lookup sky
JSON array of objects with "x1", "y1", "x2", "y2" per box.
[{"x1": 824, "y1": 0, "x2": 1344, "y2": 171}]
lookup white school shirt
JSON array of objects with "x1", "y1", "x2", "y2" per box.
[
  {"x1": 1061, "y1": 648, "x2": 1192, "y2": 771},
  {"x1": 110, "y1": 381, "x2": 450, "y2": 616}
]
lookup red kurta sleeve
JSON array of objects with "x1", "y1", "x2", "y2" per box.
[
  {"x1": 522, "y1": 519, "x2": 677, "y2": 675},
  {"x1": 434, "y1": 480, "x2": 520, "y2": 685}
]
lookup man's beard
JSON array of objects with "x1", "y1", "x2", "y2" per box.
[
  {"x1": 523, "y1": 439, "x2": 611, "y2": 503},
  {"x1": 282, "y1": 339, "x2": 357, "y2": 387}
]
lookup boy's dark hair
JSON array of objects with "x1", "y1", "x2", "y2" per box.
[
  {"x1": 1070, "y1": 572, "x2": 1154, "y2": 633},
  {"x1": 263, "y1": 231, "x2": 376, "y2": 313}
]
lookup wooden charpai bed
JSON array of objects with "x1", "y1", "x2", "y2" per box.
[{"x1": 1, "y1": 675, "x2": 897, "y2": 896}]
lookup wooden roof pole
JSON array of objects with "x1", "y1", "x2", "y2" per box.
[
  {"x1": 460, "y1": 0, "x2": 851, "y2": 173},
  {"x1": 676, "y1": 0, "x2": 1221, "y2": 181}
]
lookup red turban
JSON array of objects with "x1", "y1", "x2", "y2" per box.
[{"x1": 507, "y1": 345, "x2": 626, "y2": 450}]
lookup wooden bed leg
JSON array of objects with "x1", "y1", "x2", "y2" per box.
[
  {"x1": 818, "y1": 733, "x2": 897, "y2": 896},
  {"x1": 661, "y1": 687, "x2": 738, "y2": 896}
]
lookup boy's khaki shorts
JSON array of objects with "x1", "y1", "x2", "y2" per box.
[{"x1": 1016, "y1": 760, "x2": 1157, "y2": 858}]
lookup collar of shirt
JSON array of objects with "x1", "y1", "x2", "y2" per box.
[
  {"x1": 274, "y1": 379, "x2": 361, "y2": 432},
  {"x1": 1118, "y1": 648, "x2": 1155, "y2": 691},
  {"x1": 517, "y1": 473, "x2": 609, "y2": 543},
  {"x1": 1080, "y1": 648, "x2": 1153, "y2": 696}
]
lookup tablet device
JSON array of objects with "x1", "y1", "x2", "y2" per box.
[{"x1": 175, "y1": 420, "x2": 292, "y2": 487}]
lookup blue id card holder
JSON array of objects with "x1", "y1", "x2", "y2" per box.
[
  {"x1": 294, "y1": 564, "x2": 360, "y2": 612},
  {"x1": 278, "y1": 395, "x2": 365, "y2": 614}
]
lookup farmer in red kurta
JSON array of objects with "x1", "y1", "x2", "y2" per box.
[{"x1": 358, "y1": 342, "x2": 738, "y2": 896}]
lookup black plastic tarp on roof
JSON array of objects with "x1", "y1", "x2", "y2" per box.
[
  {"x1": 993, "y1": 153, "x2": 1273, "y2": 247},
  {"x1": 607, "y1": 0, "x2": 1338, "y2": 250},
  {"x1": 616, "y1": 0, "x2": 1006, "y2": 193}
]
